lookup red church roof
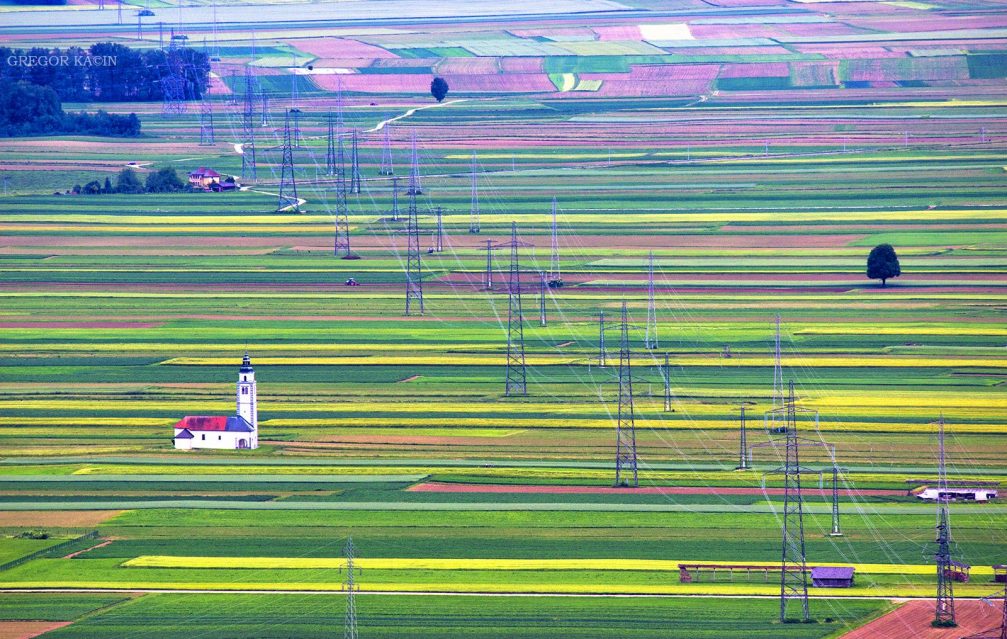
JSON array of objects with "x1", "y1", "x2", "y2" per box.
[
  {"x1": 173, "y1": 415, "x2": 253, "y2": 432},
  {"x1": 174, "y1": 416, "x2": 229, "y2": 431},
  {"x1": 189, "y1": 167, "x2": 221, "y2": 178}
]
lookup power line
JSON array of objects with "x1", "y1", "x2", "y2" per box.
[
  {"x1": 469, "y1": 151, "x2": 480, "y2": 234},
  {"x1": 404, "y1": 143, "x2": 424, "y2": 315},
  {"x1": 645, "y1": 251, "x2": 657, "y2": 349}
]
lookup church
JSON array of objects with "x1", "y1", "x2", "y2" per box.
[{"x1": 172, "y1": 353, "x2": 259, "y2": 450}]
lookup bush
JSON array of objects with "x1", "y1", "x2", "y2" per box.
[
  {"x1": 15, "y1": 529, "x2": 49, "y2": 539},
  {"x1": 116, "y1": 168, "x2": 144, "y2": 194}
]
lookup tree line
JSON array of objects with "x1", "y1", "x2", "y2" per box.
[
  {"x1": 69, "y1": 167, "x2": 233, "y2": 195},
  {"x1": 0, "y1": 82, "x2": 140, "y2": 137},
  {"x1": 1, "y1": 43, "x2": 210, "y2": 102}
]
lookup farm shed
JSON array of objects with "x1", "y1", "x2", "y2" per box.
[
  {"x1": 811, "y1": 566, "x2": 855, "y2": 588},
  {"x1": 994, "y1": 565, "x2": 1007, "y2": 583}
]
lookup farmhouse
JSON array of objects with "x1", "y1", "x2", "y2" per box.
[
  {"x1": 187, "y1": 167, "x2": 235, "y2": 191},
  {"x1": 172, "y1": 353, "x2": 259, "y2": 450}
]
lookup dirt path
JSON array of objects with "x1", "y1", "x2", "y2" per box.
[
  {"x1": 63, "y1": 539, "x2": 112, "y2": 559},
  {"x1": 367, "y1": 98, "x2": 468, "y2": 133}
]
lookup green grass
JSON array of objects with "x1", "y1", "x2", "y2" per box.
[
  {"x1": 38, "y1": 594, "x2": 887, "y2": 639},
  {"x1": 0, "y1": 593, "x2": 129, "y2": 621}
]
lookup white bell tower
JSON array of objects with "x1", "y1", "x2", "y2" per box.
[{"x1": 236, "y1": 352, "x2": 258, "y2": 447}]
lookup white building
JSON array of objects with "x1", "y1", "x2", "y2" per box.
[
  {"x1": 916, "y1": 485, "x2": 998, "y2": 502},
  {"x1": 173, "y1": 353, "x2": 259, "y2": 450}
]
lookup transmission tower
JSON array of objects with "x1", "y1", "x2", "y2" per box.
[
  {"x1": 934, "y1": 414, "x2": 957, "y2": 627},
  {"x1": 276, "y1": 111, "x2": 299, "y2": 213},
  {"x1": 539, "y1": 271, "x2": 547, "y2": 327},
  {"x1": 771, "y1": 314, "x2": 784, "y2": 432},
  {"x1": 240, "y1": 67, "x2": 256, "y2": 182},
  {"x1": 116, "y1": 0, "x2": 122, "y2": 24},
  {"x1": 645, "y1": 251, "x2": 658, "y2": 349},
  {"x1": 98, "y1": 0, "x2": 104, "y2": 10},
  {"x1": 161, "y1": 41, "x2": 187, "y2": 115},
  {"x1": 379, "y1": 125, "x2": 394, "y2": 175},
  {"x1": 736, "y1": 405, "x2": 748, "y2": 469},
  {"x1": 342, "y1": 537, "x2": 358, "y2": 639},
  {"x1": 502, "y1": 222, "x2": 530, "y2": 396},
  {"x1": 469, "y1": 151, "x2": 480, "y2": 234},
  {"x1": 388, "y1": 176, "x2": 400, "y2": 222},
  {"x1": 325, "y1": 111, "x2": 337, "y2": 176},
  {"x1": 404, "y1": 149, "x2": 423, "y2": 315},
  {"x1": 260, "y1": 91, "x2": 270, "y2": 127},
  {"x1": 614, "y1": 301, "x2": 639, "y2": 488},
  {"x1": 333, "y1": 148, "x2": 353, "y2": 259},
  {"x1": 778, "y1": 380, "x2": 810, "y2": 623},
  {"x1": 829, "y1": 448, "x2": 843, "y2": 536},
  {"x1": 483, "y1": 239, "x2": 495, "y2": 290},
  {"x1": 548, "y1": 197, "x2": 561, "y2": 285},
  {"x1": 136, "y1": 14, "x2": 143, "y2": 41},
  {"x1": 432, "y1": 206, "x2": 443, "y2": 253},
  {"x1": 407, "y1": 131, "x2": 423, "y2": 195},
  {"x1": 598, "y1": 310, "x2": 606, "y2": 368},
  {"x1": 198, "y1": 98, "x2": 214, "y2": 145},
  {"x1": 663, "y1": 352, "x2": 672, "y2": 412},
  {"x1": 349, "y1": 129, "x2": 362, "y2": 194}
]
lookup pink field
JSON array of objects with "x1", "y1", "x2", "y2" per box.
[
  {"x1": 719, "y1": 62, "x2": 790, "y2": 78},
  {"x1": 408, "y1": 482, "x2": 904, "y2": 497},
  {"x1": 314, "y1": 74, "x2": 432, "y2": 93},
  {"x1": 593, "y1": 25, "x2": 642, "y2": 41},
  {"x1": 665, "y1": 45, "x2": 793, "y2": 55},
  {"x1": 500, "y1": 57, "x2": 544, "y2": 73},
  {"x1": 846, "y1": 57, "x2": 970, "y2": 82},
  {"x1": 294, "y1": 37, "x2": 398, "y2": 59},
  {"x1": 581, "y1": 78, "x2": 713, "y2": 97},
  {"x1": 448, "y1": 74, "x2": 555, "y2": 92},
  {"x1": 628, "y1": 64, "x2": 720, "y2": 80}
]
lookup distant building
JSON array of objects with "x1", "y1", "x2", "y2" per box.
[
  {"x1": 188, "y1": 167, "x2": 221, "y2": 189},
  {"x1": 910, "y1": 480, "x2": 999, "y2": 502},
  {"x1": 173, "y1": 353, "x2": 259, "y2": 450},
  {"x1": 811, "y1": 566, "x2": 855, "y2": 588}
]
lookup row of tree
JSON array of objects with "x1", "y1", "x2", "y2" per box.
[
  {"x1": 0, "y1": 43, "x2": 210, "y2": 102},
  {"x1": 71, "y1": 168, "x2": 188, "y2": 195},
  {"x1": 0, "y1": 82, "x2": 140, "y2": 137}
]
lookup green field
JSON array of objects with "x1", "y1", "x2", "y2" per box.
[{"x1": 1, "y1": 0, "x2": 1006, "y2": 636}]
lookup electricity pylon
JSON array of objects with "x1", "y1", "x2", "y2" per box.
[{"x1": 614, "y1": 301, "x2": 638, "y2": 488}]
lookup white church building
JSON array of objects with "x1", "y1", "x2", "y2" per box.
[{"x1": 173, "y1": 353, "x2": 259, "y2": 450}]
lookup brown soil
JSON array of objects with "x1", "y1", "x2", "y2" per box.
[
  {"x1": 0, "y1": 511, "x2": 122, "y2": 527},
  {"x1": 0, "y1": 622, "x2": 73, "y2": 639},
  {"x1": 840, "y1": 600, "x2": 1003, "y2": 639}
]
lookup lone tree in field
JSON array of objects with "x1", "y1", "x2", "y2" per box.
[
  {"x1": 867, "y1": 243, "x2": 901, "y2": 287},
  {"x1": 430, "y1": 77, "x2": 449, "y2": 102}
]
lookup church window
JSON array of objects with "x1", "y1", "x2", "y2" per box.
[
  {"x1": 201, "y1": 434, "x2": 205, "y2": 441},
  {"x1": 241, "y1": 388, "x2": 248, "y2": 395}
]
